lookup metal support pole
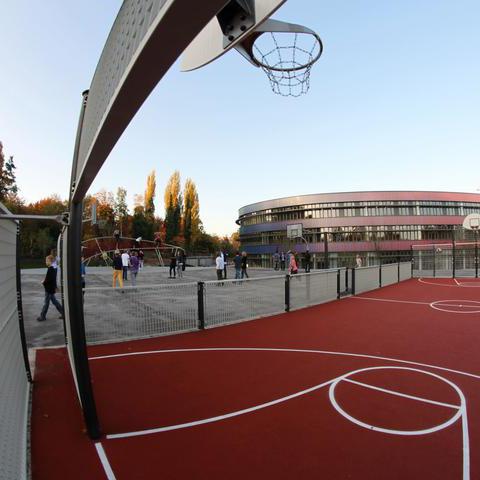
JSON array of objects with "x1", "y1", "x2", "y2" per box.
[
  {"x1": 337, "y1": 269, "x2": 341, "y2": 299},
  {"x1": 323, "y1": 233, "x2": 329, "y2": 269},
  {"x1": 351, "y1": 268, "x2": 356, "y2": 295},
  {"x1": 433, "y1": 246, "x2": 436, "y2": 278},
  {"x1": 15, "y1": 223, "x2": 32, "y2": 383},
  {"x1": 66, "y1": 201, "x2": 100, "y2": 439},
  {"x1": 197, "y1": 282, "x2": 205, "y2": 329},
  {"x1": 379, "y1": 264, "x2": 382, "y2": 288},
  {"x1": 398, "y1": 260, "x2": 401, "y2": 282},
  {"x1": 285, "y1": 275, "x2": 290, "y2": 312},
  {"x1": 452, "y1": 237, "x2": 456, "y2": 279},
  {"x1": 475, "y1": 235, "x2": 479, "y2": 278}
]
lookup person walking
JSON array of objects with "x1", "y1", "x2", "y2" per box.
[
  {"x1": 37, "y1": 255, "x2": 64, "y2": 322},
  {"x1": 280, "y1": 251, "x2": 286, "y2": 271},
  {"x1": 241, "y1": 251, "x2": 249, "y2": 279},
  {"x1": 121, "y1": 250, "x2": 130, "y2": 281},
  {"x1": 176, "y1": 251, "x2": 183, "y2": 278},
  {"x1": 233, "y1": 251, "x2": 242, "y2": 280},
  {"x1": 129, "y1": 250, "x2": 140, "y2": 286},
  {"x1": 304, "y1": 249, "x2": 311, "y2": 273},
  {"x1": 289, "y1": 251, "x2": 299, "y2": 275},
  {"x1": 169, "y1": 252, "x2": 177, "y2": 278},
  {"x1": 221, "y1": 250, "x2": 228, "y2": 279},
  {"x1": 112, "y1": 250, "x2": 123, "y2": 288},
  {"x1": 216, "y1": 251, "x2": 225, "y2": 281},
  {"x1": 356, "y1": 254, "x2": 363, "y2": 268},
  {"x1": 138, "y1": 249, "x2": 145, "y2": 269},
  {"x1": 273, "y1": 251, "x2": 280, "y2": 270}
]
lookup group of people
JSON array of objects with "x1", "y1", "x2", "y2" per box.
[
  {"x1": 112, "y1": 249, "x2": 144, "y2": 287},
  {"x1": 272, "y1": 249, "x2": 311, "y2": 274},
  {"x1": 169, "y1": 251, "x2": 186, "y2": 279},
  {"x1": 216, "y1": 251, "x2": 249, "y2": 280}
]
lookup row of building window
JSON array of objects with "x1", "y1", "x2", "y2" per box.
[
  {"x1": 239, "y1": 203, "x2": 480, "y2": 226},
  {"x1": 240, "y1": 224, "x2": 478, "y2": 245}
]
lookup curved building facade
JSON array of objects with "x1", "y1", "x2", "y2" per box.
[{"x1": 237, "y1": 191, "x2": 480, "y2": 268}]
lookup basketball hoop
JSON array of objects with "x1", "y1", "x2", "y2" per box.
[{"x1": 235, "y1": 19, "x2": 323, "y2": 97}]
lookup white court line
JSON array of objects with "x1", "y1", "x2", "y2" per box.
[
  {"x1": 418, "y1": 278, "x2": 458, "y2": 287},
  {"x1": 418, "y1": 278, "x2": 480, "y2": 288},
  {"x1": 329, "y1": 366, "x2": 470, "y2": 480},
  {"x1": 93, "y1": 349, "x2": 475, "y2": 479},
  {"x1": 95, "y1": 442, "x2": 116, "y2": 480},
  {"x1": 89, "y1": 347, "x2": 480, "y2": 381},
  {"x1": 343, "y1": 378, "x2": 460, "y2": 410},
  {"x1": 352, "y1": 297, "x2": 430, "y2": 306},
  {"x1": 106, "y1": 377, "x2": 339, "y2": 439}
]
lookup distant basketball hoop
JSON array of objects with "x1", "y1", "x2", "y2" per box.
[{"x1": 287, "y1": 223, "x2": 303, "y2": 239}]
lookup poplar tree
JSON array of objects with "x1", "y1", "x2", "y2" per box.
[
  {"x1": 164, "y1": 171, "x2": 182, "y2": 242},
  {"x1": 183, "y1": 178, "x2": 200, "y2": 249},
  {"x1": 144, "y1": 170, "x2": 156, "y2": 221}
]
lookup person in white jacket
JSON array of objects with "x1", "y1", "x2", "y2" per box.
[{"x1": 215, "y1": 252, "x2": 224, "y2": 281}]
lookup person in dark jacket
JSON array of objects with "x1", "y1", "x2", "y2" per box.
[
  {"x1": 304, "y1": 249, "x2": 311, "y2": 273},
  {"x1": 241, "y1": 251, "x2": 249, "y2": 278},
  {"x1": 37, "y1": 255, "x2": 64, "y2": 322},
  {"x1": 169, "y1": 252, "x2": 177, "y2": 278},
  {"x1": 112, "y1": 250, "x2": 123, "y2": 288}
]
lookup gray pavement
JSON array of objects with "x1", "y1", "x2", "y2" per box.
[{"x1": 22, "y1": 266, "x2": 289, "y2": 348}]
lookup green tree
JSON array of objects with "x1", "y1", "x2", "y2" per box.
[
  {"x1": 114, "y1": 187, "x2": 129, "y2": 235},
  {"x1": 0, "y1": 142, "x2": 18, "y2": 201},
  {"x1": 144, "y1": 171, "x2": 156, "y2": 222},
  {"x1": 183, "y1": 178, "x2": 200, "y2": 251},
  {"x1": 164, "y1": 171, "x2": 182, "y2": 243}
]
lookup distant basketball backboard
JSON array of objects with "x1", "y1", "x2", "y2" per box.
[
  {"x1": 181, "y1": 0, "x2": 286, "y2": 72},
  {"x1": 287, "y1": 223, "x2": 303, "y2": 239},
  {"x1": 463, "y1": 213, "x2": 480, "y2": 231}
]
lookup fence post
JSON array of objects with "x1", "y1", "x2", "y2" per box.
[
  {"x1": 16, "y1": 223, "x2": 32, "y2": 383},
  {"x1": 351, "y1": 268, "x2": 356, "y2": 295},
  {"x1": 452, "y1": 240, "x2": 456, "y2": 278},
  {"x1": 337, "y1": 269, "x2": 341, "y2": 299},
  {"x1": 433, "y1": 246, "x2": 436, "y2": 278},
  {"x1": 398, "y1": 260, "x2": 401, "y2": 282},
  {"x1": 197, "y1": 281, "x2": 205, "y2": 329},
  {"x1": 285, "y1": 275, "x2": 290, "y2": 312},
  {"x1": 379, "y1": 264, "x2": 382, "y2": 288}
]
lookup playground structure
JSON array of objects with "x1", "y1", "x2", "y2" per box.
[{"x1": 81, "y1": 236, "x2": 185, "y2": 267}]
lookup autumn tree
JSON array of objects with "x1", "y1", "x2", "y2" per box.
[
  {"x1": 144, "y1": 170, "x2": 156, "y2": 222},
  {"x1": 0, "y1": 141, "x2": 18, "y2": 201},
  {"x1": 183, "y1": 178, "x2": 200, "y2": 251},
  {"x1": 164, "y1": 171, "x2": 182, "y2": 243},
  {"x1": 94, "y1": 189, "x2": 115, "y2": 235},
  {"x1": 114, "y1": 187, "x2": 129, "y2": 236}
]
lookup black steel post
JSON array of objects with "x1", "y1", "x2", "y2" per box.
[
  {"x1": 285, "y1": 275, "x2": 290, "y2": 312},
  {"x1": 379, "y1": 264, "x2": 382, "y2": 288},
  {"x1": 433, "y1": 246, "x2": 436, "y2": 278},
  {"x1": 67, "y1": 201, "x2": 101, "y2": 439},
  {"x1": 398, "y1": 260, "x2": 401, "y2": 282},
  {"x1": 351, "y1": 268, "x2": 356, "y2": 295},
  {"x1": 475, "y1": 231, "x2": 479, "y2": 278},
  {"x1": 323, "y1": 233, "x2": 329, "y2": 269},
  {"x1": 197, "y1": 282, "x2": 205, "y2": 329},
  {"x1": 15, "y1": 223, "x2": 32, "y2": 383},
  {"x1": 452, "y1": 234, "x2": 456, "y2": 278},
  {"x1": 337, "y1": 269, "x2": 341, "y2": 299}
]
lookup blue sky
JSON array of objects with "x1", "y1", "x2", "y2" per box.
[{"x1": 1, "y1": 1, "x2": 479, "y2": 235}]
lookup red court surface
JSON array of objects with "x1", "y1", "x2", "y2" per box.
[{"x1": 31, "y1": 278, "x2": 480, "y2": 479}]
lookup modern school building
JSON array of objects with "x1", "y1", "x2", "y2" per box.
[{"x1": 237, "y1": 191, "x2": 480, "y2": 268}]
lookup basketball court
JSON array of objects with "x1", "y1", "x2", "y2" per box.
[
  {"x1": 31, "y1": 277, "x2": 480, "y2": 479},
  {"x1": 2, "y1": 1, "x2": 478, "y2": 480}
]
